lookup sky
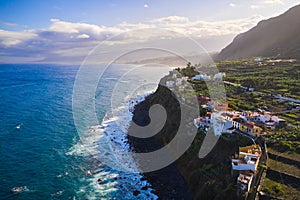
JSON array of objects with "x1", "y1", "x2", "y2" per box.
[{"x1": 0, "y1": 0, "x2": 299, "y2": 64}]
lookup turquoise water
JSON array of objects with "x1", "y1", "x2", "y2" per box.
[
  {"x1": 0, "y1": 64, "x2": 81, "y2": 199},
  {"x1": 0, "y1": 64, "x2": 168, "y2": 199}
]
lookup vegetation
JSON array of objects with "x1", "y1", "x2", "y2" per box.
[
  {"x1": 265, "y1": 127, "x2": 300, "y2": 153},
  {"x1": 267, "y1": 148, "x2": 300, "y2": 162},
  {"x1": 267, "y1": 158, "x2": 300, "y2": 177},
  {"x1": 218, "y1": 62, "x2": 299, "y2": 113},
  {"x1": 176, "y1": 62, "x2": 198, "y2": 78},
  {"x1": 214, "y1": 58, "x2": 300, "y2": 199},
  {"x1": 160, "y1": 58, "x2": 300, "y2": 199},
  {"x1": 263, "y1": 179, "x2": 285, "y2": 196}
]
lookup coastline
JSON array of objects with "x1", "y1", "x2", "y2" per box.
[
  {"x1": 127, "y1": 88, "x2": 193, "y2": 199},
  {"x1": 125, "y1": 83, "x2": 247, "y2": 199}
]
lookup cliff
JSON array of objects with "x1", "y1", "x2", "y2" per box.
[{"x1": 128, "y1": 83, "x2": 253, "y2": 199}]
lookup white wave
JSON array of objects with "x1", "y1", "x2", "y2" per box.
[
  {"x1": 51, "y1": 190, "x2": 64, "y2": 197},
  {"x1": 70, "y1": 91, "x2": 158, "y2": 199}
]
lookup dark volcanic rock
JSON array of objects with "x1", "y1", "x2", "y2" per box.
[
  {"x1": 133, "y1": 190, "x2": 140, "y2": 196},
  {"x1": 141, "y1": 186, "x2": 148, "y2": 190},
  {"x1": 127, "y1": 85, "x2": 192, "y2": 199}
]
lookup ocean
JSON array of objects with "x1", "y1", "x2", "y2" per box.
[{"x1": 0, "y1": 64, "x2": 170, "y2": 199}]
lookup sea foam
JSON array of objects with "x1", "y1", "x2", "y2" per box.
[{"x1": 70, "y1": 91, "x2": 158, "y2": 199}]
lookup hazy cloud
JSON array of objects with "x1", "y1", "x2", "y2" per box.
[
  {"x1": 0, "y1": 15, "x2": 264, "y2": 63},
  {"x1": 0, "y1": 29, "x2": 37, "y2": 46},
  {"x1": 263, "y1": 0, "x2": 284, "y2": 4},
  {"x1": 229, "y1": 3, "x2": 236, "y2": 7},
  {"x1": 2, "y1": 22, "x2": 18, "y2": 27},
  {"x1": 251, "y1": 4, "x2": 261, "y2": 9},
  {"x1": 251, "y1": 0, "x2": 284, "y2": 9},
  {"x1": 151, "y1": 16, "x2": 189, "y2": 23}
]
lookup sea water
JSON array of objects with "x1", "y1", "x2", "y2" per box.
[{"x1": 0, "y1": 64, "x2": 169, "y2": 199}]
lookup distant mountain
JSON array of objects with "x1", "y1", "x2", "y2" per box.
[{"x1": 218, "y1": 4, "x2": 300, "y2": 60}]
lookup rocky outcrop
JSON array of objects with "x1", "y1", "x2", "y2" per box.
[{"x1": 127, "y1": 83, "x2": 254, "y2": 199}]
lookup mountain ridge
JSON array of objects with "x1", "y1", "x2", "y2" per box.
[{"x1": 217, "y1": 4, "x2": 300, "y2": 60}]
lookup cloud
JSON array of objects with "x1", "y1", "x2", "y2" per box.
[
  {"x1": 251, "y1": 0, "x2": 284, "y2": 9},
  {"x1": 77, "y1": 34, "x2": 90, "y2": 39},
  {"x1": 251, "y1": 5, "x2": 261, "y2": 9},
  {"x1": 144, "y1": 4, "x2": 149, "y2": 8},
  {"x1": 49, "y1": 18, "x2": 123, "y2": 36},
  {"x1": 263, "y1": 0, "x2": 284, "y2": 5},
  {"x1": 2, "y1": 22, "x2": 18, "y2": 27},
  {"x1": 0, "y1": 15, "x2": 264, "y2": 63},
  {"x1": 151, "y1": 16, "x2": 189, "y2": 23},
  {"x1": 0, "y1": 29, "x2": 36, "y2": 46},
  {"x1": 229, "y1": 3, "x2": 236, "y2": 7}
]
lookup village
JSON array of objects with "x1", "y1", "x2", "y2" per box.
[
  {"x1": 162, "y1": 60, "x2": 298, "y2": 199},
  {"x1": 193, "y1": 100, "x2": 283, "y2": 197}
]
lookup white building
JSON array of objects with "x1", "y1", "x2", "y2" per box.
[
  {"x1": 248, "y1": 88, "x2": 255, "y2": 92},
  {"x1": 175, "y1": 77, "x2": 188, "y2": 86},
  {"x1": 239, "y1": 111, "x2": 260, "y2": 122},
  {"x1": 222, "y1": 121, "x2": 235, "y2": 134},
  {"x1": 254, "y1": 57, "x2": 263, "y2": 62},
  {"x1": 271, "y1": 116, "x2": 285, "y2": 123},
  {"x1": 194, "y1": 117, "x2": 210, "y2": 129},
  {"x1": 178, "y1": 85, "x2": 185, "y2": 92},
  {"x1": 232, "y1": 152, "x2": 260, "y2": 172},
  {"x1": 237, "y1": 172, "x2": 254, "y2": 192},
  {"x1": 259, "y1": 113, "x2": 271, "y2": 123},
  {"x1": 213, "y1": 72, "x2": 226, "y2": 79},
  {"x1": 232, "y1": 145, "x2": 261, "y2": 173},
  {"x1": 258, "y1": 113, "x2": 285, "y2": 126},
  {"x1": 172, "y1": 73, "x2": 177, "y2": 79},
  {"x1": 192, "y1": 74, "x2": 211, "y2": 81},
  {"x1": 166, "y1": 81, "x2": 175, "y2": 88}
]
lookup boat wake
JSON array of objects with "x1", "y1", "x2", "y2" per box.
[
  {"x1": 11, "y1": 186, "x2": 30, "y2": 194},
  {"x1": 15, "y1": 123, "x2": 22, "y2": 129}
]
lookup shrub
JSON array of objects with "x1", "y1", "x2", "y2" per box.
[{"x1": 272, "y1": 183, "x2": 285, "y2": 195}]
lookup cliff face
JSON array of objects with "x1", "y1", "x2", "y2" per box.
[
  {"x1": 128, "y1": 84, "x2": 192, "y2": 199},
  {"x1": 218, "y1": 4, "x2": 300, "y2": 60},
  {"x1": 128, "y1": 84, "x2": 253, "y2": 199}
]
